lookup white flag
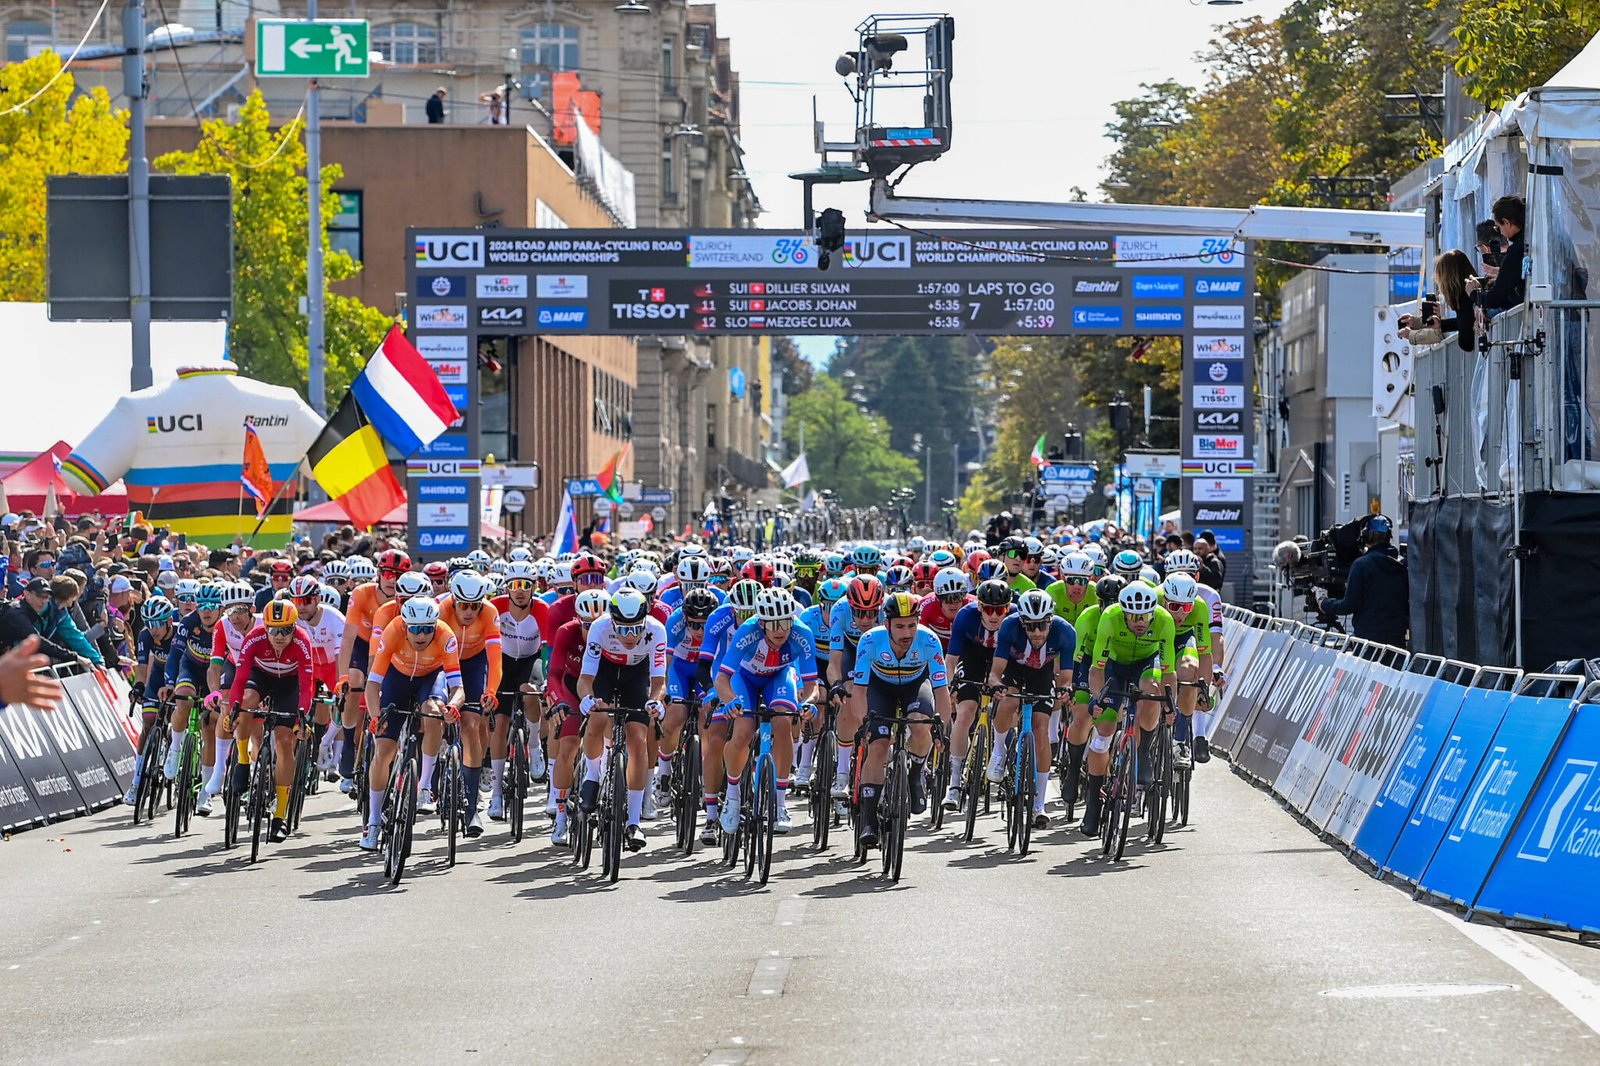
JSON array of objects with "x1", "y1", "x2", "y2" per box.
[{"x1": 780, "y1": 452, "x2": 810, "y2": 489}]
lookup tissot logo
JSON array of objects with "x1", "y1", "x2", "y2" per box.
[
  {"x1": 414, "y1": 235, "x2": 484, "y2": 267},
  {"x1": 1073, "y1": 277, "x2": 1122, "y2": 296},
  {"x1": 478, "y1": 305, "x2": 526, "y2": 326},
  {"x1": 476, "y1": 274, "x2": 529, "y2": 299},
  {"x1": 1196, "y1": 410, "x2": 1242, "y2": 428},
  {"x1": 1193, "y1": 385, "x2": 1244, "y2": 409},
  {"x1": 1194, "y1": 506, "x2": 1243, "y2": 522}
]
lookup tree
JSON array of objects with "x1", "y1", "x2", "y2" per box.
[
  {"x1": 0, "y1": 52, "x2": 128, "y2": 301},
  {"x1": 1452, "y1": 0, "x2": 1600, "y2": 107},
  {"x1": 784, "y1": 377, "x2": 920, "y2": 507},
  {"x1": 155, "y1": 92, "x2": 390, "y2": 408},
  {"x1": 1101, "y1": 80, "x2": 1194, "y2": 204},
  {"x1": 771, "y1": 335, "x2": 813, "y2": 394}
]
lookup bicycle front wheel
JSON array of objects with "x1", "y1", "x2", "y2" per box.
[
  {"x1": 249, "y1": 754, "x2": 271, "y2": 864},
  {"x1": 1017, "y1": 742, "x2": 1036, "y2": 858},
  {"x1": 1113, "y1": 737, "x2": 1135, "y2": 861},
  {"x1": 389, "y1": 758, "x2": 419, "y2": 885},
  {"x1": 508, "y1": 723, "x2": 529, "y2": 844},
  {"x1": 928, "y1": 733, "x2": 950, "y2": 832},
  {"x1": 889, "y1": 748, "x2": 910, "y2": 882},
  {"x1": 811, "y1": 729, "x2": 835, "y2": 851},
  {"x1": 172, "y1": 735, "x2": 196, "y2": 838},
  {"x1": 604, "y1": 752, "x2": 625, "y2": 884},
  {"x1": 443, "y1": 749, "x2": 460, "y2": 868},
  {"x1": 677, "y1": 732, "x2": 701, "y2": 855},
  {"x1": 963, "y1": 726, "x2": 987, "y2": 843}
]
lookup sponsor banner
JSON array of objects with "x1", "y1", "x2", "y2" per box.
[
  {"x1": 476, "y1": 273, "x2": 529, "y2": 299},
  {"x1": 1418, "y1": 692, "x2": 1574, "y2": 906},
  {"x1": 1071, "y1": 276, "x2": 1122, "y2": 297},
  {"x1": 1195, "y1": 359, "x2": 1244, "y2": 385},
  {"x1": 62, "y1": 671, "x2": 138, "y2": 793},
  {"x1": 1182, "y1": 459, "x2": 1256, "y2": 476},
  {"x1": 1192, "y1": 334, "x2": 1246, "y2": 360},
  {"x1": 443, "y1": 385, "x2": 469, "y2": 414},
  {"x1": 416, "y1": 274, "x2": 466, "y2": 299},
  {"x1": 416, "y1": 478, "x2": 470, "y2": 503},
  {"x1": 1384, "y1": 686, "x2": 1516, "y2": 885},
  {"x1": 1313, "y1": 665, "x2": 1434, "y2": 842},
  {"x1": 537, "y1": 305, "x2": 589, "y2": 328},
  {"x1": 415, "y1": 304, "x2": 468, "y2": 330},
  {"x1": 478, "y1": 304, "x2": 527, "y2": 328},
  {"x1": 406, "y1": 459, "x2": 482, "y2": 478},
  {"x1": 1039, "y1": 463, "x2": 1097, "y2": 483},
  {"x1": 1352, "y1": 679, "x2": 1474, "y2": 867},
  {"x1": 1194, "y1": 410, "x2": 1242, "y2": 430},
  {"x1": 416, "y1": 433, "x2": 469, "y2": 458},
  {"x1": 1214, "y1": 630, "x2": 1291, "y2": 758},
  {"x1": 1233, "y1": 640, "x2": 1341, "y2": 784},
  {"x1": 415, "y1": 335, "x2": 468, "y2": 359},
  {"x1": 1134, "y1": 305, "x2": 1185, "y2": 328},
  {"x1": 1274, "y1": 654, "x2": 1378, "y2": 813},
  {"x1": 1114, "y1": 236, "x2": 1240, "y2": 269},
  {"x1": 414, "y1": 234, "x2": 485, "y2": 268},
  {"x1": 1129, "y1": 275, "x2": 1184, "y2": 299},
  {"x1": 416, "y1": 528, "x2": 470, "y2": 552},
  {"x1": 1193, "y1": 275, "x2": 1247, "y2": 297},
  {"x1": 566, "y1": 477, "x2": 605, "y2": 497},
  {"x1": 1476, "y1": 703, "x2": 1600, "y2": 933},
  {"x1": 1193, "y1": 478, "x2": 1244, "y2": 503},
  {"x1": 417, "y1": 502, "x2": 470, "y2": 528},
  {"x1": 639, "y1": 487, "x2": 674, "y2": 505},
  {"x1": 1192, "y1": 434, "x2": 1245, "y2": 459},
  {"x1": 0, "y1": 719, "x2": 41, "y2": 831},
  {"x1": 534, "y1": 274, "x2": 588, "y2": 299},
  {"x1": 1209, "y1": 527, "x2": 1246, "y2": 552},
  {"x1": 1071, "y1": 306, "x2": 1123, "y2": 328},
  {"x1": 1192, "y1": 505, "x2": 1242, "y2": 523},
  {"x1": 1193, "y1": 385, "x2": 1244, "y2": 410},
  {"x1": 0, "y1": 698, "x2": 90, "y2": 822},
  {"x1": 425, "y1": 358, "x2": 468, "y2": 386},
  {"x1": 1193, "y1": 304, "x2": 1247, "y2": 329}
]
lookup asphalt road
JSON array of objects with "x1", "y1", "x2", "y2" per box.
[{"x1": 4, "y1": 764, "x2": 1598, "y2": 1065}]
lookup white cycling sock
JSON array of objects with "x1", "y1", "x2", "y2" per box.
[
  {"x1": 798, "y1": 739, "x2": 815, "y2": 770},
  {"x1": 725, "y1": 779, "x2": 741, "y2": 807},
  {"x1": 1035, "y1": 771, "x2": 1050, "y2": 812},
  {"x1": 949, "y1": 755, "x2": 965, "y2": 784},
  {"x1": 657, "y1": 753, "x2": 674, "y2": 776},
  {"x1": 367, "y1": 791, "x2": 384, "y2": 826},
  {"x1": 420, "y1": 754, "x2": 437, "y2": 789},
  {"x1": 992, "y1": 726, "x2": 1008, "y2": 761},
  {"x1": 836, "y1": 744, "x2": 852, "y2": 776},
  {"x1": 1048, "y1": 708, "x2": 1062, "y2": 742},
  {"x1": 584, "y1": 755, "x2": 603, "y2": 782},
  {"x1": 627, "y1": 789, "x2": 644, "y2": 825},
  {"x1": 490, "y1": 759, "x2": 505, "y2": 797},
  {"x1": 1193, "y1": 710, "x2": 1213, "y2": 739}
]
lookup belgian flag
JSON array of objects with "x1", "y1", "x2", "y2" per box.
[{"x1": 307, "y1": 394, "x2": 405, "y2": 530}]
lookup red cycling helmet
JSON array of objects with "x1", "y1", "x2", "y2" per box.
[
  {"x1": 846, "y1": 574, "x2": 885, "y2": 612},
  {"x1": 740, "y1": 559, "x2": 776, "y2": 588},
  {"x1": 376, "y1": 549, "x2": 411, "y2": 574},
  {"x1": 423, "y1": 560, "x2": 449, "y2": 580},
  {"x1": 910, "y1": 560, "x2": 940, "y2": 585},
  {"x1": 267, "y1": 559, "x2": 294, "y2": 577},
  {"x1": 570, "y1": 553, "x2": 607, "y2": 578},
  {"x1": 964, "y1": 549, "x2": 992, "y2": 576}
]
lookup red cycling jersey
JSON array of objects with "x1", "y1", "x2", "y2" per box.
[
  {"x1": 918, "y1": 592, "x2": 969, "y2": 651},
  {"x1": 544, "y1": 618, "x2": 587, "y2": 710},
  {"x1": 229, "y1": 625, "x2": 315, "y2": 714}
]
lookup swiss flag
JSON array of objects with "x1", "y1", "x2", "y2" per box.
[{"x1": 650, "y1": 287, "x2": 667, "y2": 303}]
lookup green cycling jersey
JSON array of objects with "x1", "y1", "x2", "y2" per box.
[
  {"x1": 1160, "y1": 593, "x2": 1212, "y2": 656},
  {"x1": 1092, "y1": 604, "x2": 1177, "y2": 674},
  {"x1": 1046, "y1": 579, "x2": 1092, "y2": 628}
]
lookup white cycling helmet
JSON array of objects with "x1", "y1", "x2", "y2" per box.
[
  {"x1": 1111, "y1": 550, "x2": 1143, "y2": 578},
  {"x1": 730, "y1": 546, "x2": 755, "y2": 566},
  {"x1": 1119, "y1": 584, "x2": 1159, "y2": 615},
  {"x1": 450, "y1": 571, "x2": 492, "y2": 604},
  {"x1": 324, "y1": 559, "x2": 349, "y2": 581},
  {"x1": 574, "y1": 588, "x2": 610, "y2": 623},
  {"x1": 676, "y1": 556, "x2": 711, "y2": 584},
  {"x1": 729, "y1": 578, "x2": 763, "y2": 613},
  {"x1": 505, "y1": 561, "x2": 537, "y2": 583},
  {"x1": 395, "y1": 572, "x2": 431, "y2": 599},
  {"x1": 319, "y1": 583, "x2": 342, "y2": 608},
  {"x1": 1164, "y1": 548, "x2": 1200, "y2": 574},
  {"x1": 346, "y1": 557, "x2": 377, "y2": 582},
  {"x1": 1059, "y1": 552, "x2": 1095, "y2": 579},
  {"x1": 1161, "y1": 573, "x2": 1199, "y2": 606},
  {"x1": 933, "y1": 567, "x2": 969, "y2": 598},
  {"x1": 174, "y1": 578, "x2": 202, "y2": 601},
  {"x1": 289, "y1": 575, "x2": 321, "y2": 600},
  {"x1": 400, "y1": 597, "x2": 441, "y2": 626},
  {"x1": 755, "y1": 587, "x2": 797, "y2": 623},
  {"x1": 221, "y1": 583, "x2": 254, "y2": 609},
  {"x1": 610, "y1": 588, "x2": 651, "y2": 626},
  {"x1": 909, "y1": 535, "x2": 927, "y2": 553},
  {"x1": 1139, "y1": 565, "x2": 1161, "y2": 587},
  {"x1": 508, "y1": 545, "x2": 535, "y2": 563},
  {"x1": 1016, "y1": 588, "x2": 1054, "y2": 622},
  {"x1": 624, "y1": 569, "x2": 659, "y2": 597},
  {"x1": 467, "y1": 549, "x2": 493, "y2": 571},
  {"x1": 1082, "y1": 544, "x2": 1107, "y2": 568}
]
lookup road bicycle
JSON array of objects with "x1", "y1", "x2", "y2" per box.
[
  {"x1": 496, "y1": 687, "x2": 538, "y2": 845},
  {"x1": 857, "y1": 701, "x2": 937, "y2": 883},
  {"x1": 925, "y1": 713, "x2": 950, "y2": 832},
  {"x1": 961, "y1": 689, "x2": 994, "y2": 843},
  {"x1": 994, "y1": 684, "x2": 1054, "y2": 858},
  {"x1": 671, "y1": 691, "x2": 704, "y2": 855},
  {"x1": 1095, "y1": 678, "x2": 1178, "y2": 860},
  {"x1": 129, "y1": 698, "x2": 171, "y2": 827},
  {"x1": 378, "y1": 699, "x2": 450, "y2": 886},
  {"x1": 809, "y1": 693, "x2": 843, "y2": 851},
  {"x1": 733, "y1": 696, "x2": 799, "y2": 886},
  {"x1": 433, "y1": 704, "x2": 467, "y2": 868}
]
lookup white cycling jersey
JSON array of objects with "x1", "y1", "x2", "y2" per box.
[
  {"x1": 497, "y1": 603, "x2": 543, "y2": 659},
  {"x1": 1195, "y1": 584, "x2": 1223, "y2": 634},
  {"x1": 581, "y1": 616, "x2": 668, "y2": 677},
  {"x1": 297, "y1": 604, "x2": 346, "y2": 666}
]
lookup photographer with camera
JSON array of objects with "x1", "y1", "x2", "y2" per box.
[
  {"x1": 1399, "y1": 250, "x2": 1482, "y2": 352},
  {"x1": 1314, "y1": 516, "x2": 1409, "y2": 649}
]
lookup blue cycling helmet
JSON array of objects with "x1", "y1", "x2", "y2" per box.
[
  {"x1": 196, "y1": 582, "x2": 224, "y2": 609},
  {"x1": 816, "y1": 576, "x2": 849, "y2": 607},
  {"x1": 850, "y1": 544, "x2": 883, "y2": 569},
  {"x1": 822, "y1": 552, "x2": 847, "y2": 577},
  {"x1": 975, "y1": 558, "x2": 1006, "y2": 582}
]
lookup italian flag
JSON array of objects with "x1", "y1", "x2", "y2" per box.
[
  {"x1": 1029, "y1": 433, "x2": 1049, "y2": 468},
  {"x1": 597, "y1": 443, "x2": 629, "y2": 503}
]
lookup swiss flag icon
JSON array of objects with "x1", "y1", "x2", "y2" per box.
[{"x1": 650, "y1": 287, "x2": 667, "y2": 303}]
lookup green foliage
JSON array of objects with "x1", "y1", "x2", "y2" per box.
[
  {"x1": 0, "y1": 52, "x2": 128, "y2": 300},
  {"x1": 784, "y1": 377, "x2": 920, "y2": 507},
  {"x1": 154, "y1": 91, "x2": 390, "y2": 407},
  {"x1": 1451, "y1": 0, "x2": 1600, "y2": 106}
]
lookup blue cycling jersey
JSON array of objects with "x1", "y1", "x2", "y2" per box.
[
  {"x1": 165, "y1": 611, "x2": 216, "y2": 685},
  {"x1": 699, "y1": 602, "x2": 745, "y2": 666},
  {"x1": 850, "y1": 625, "x2": 950, "y2": 688},
  {"x1": 790, "y1": 586, "x2": 813, "y2": 609},
  {"x1": 828, "y1": 598, "x2": 885, "y2": 652},
  {"x1": 798, "y1": 603, "x2": 831, "y2": 653},
  {"x1": 717, "y1": 618, "x2": 819, "y2": 684},
  {"x1": 665, "y1": 607, "x2": 709, "y2": 663},
  {"x1": 947, "y1": 602, "x2": 1005, "y2": 658},
  {"x1": 993, "y1": 615, "x2": 1076, "y2": 671},
  {"x1": 138, "y1": 627, "x2": 173, "y2": 674},
  {"x1": 659, "y1": 583, "x2": 727, "y2": 614}
]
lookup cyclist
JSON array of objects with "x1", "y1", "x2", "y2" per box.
[
  {"x1": 1062, "y1": 575, "x2": 1127, "y2": 810},
  {"x1": 576, "y1": 587, "x2": 669, "y2": 852},
  {"x1": 1162, "y1": 548, "x2": 1225, "y2": 762},
  {"x1": 1081, "y1": 582, "x2": 1177, "y2": 836},
  {"x1": 162, "y1": 583, "x2": 224, "y2": 813},
  {"x1": 438, "y1": 571, "x2": 502, "y2": 836},
  {"x1": 253, "y1": 558, "x2": 295, "y2": 610},
  {"x1": 123, "y1": 596, "x2": 176, "y2": 806},
  {"x1": 984, "y1": 588, "x2": 1075, "y2": 829},
  {"x1": 792, "y1": 549, "x2": 824, "y2": 606},
  {"x1": 423, "y1": 560, "x2": 451, "y2": 598},
  {"x1": 1045, "y1": 551, "x2": 1096, "y2": 628},
  {"x1": 716, "y1": 587, "x2": 818, "y2": 836},
  {"x1": 544, "y1": 589, "x2": 609, "y2": 846},
  {"x1": 660, "y1": 554, "x2": 722, "y2": 614},
  {"x1": 226, "y1": 600, "x2": 314, "y2": 843},
  {"x1": 1109, "y1": 549, "x2": 1144, "y2": 583},
  {"x1": 289, "y1": 575, "x2": 343, "y2": 778},
  {"x1": 1159, "y1": 572, "x2": 1212, "y2": 769},
  {"x1": 849, "y1": 543, "x2": 883, "y2": 579},
  {"x1": 996, "y1": 537, "x2": 1037, "y2": 594},
  {"x1": 360, "y1": 597, "x2": 464, "y2": 852},
  {"x1": 653, "y1": 586, "x2": 719, "y2": 819},
  {"x1": 336, "y1": 549, "x2": 407, "y2": 793},
  {"x1": 696, "y1": 579, "x2": 761, "y2": 833},
  {"x1": 488, "y1": 561, "x2": 549, "y2": 820},
  {"x1": 793, "y1": 576, "x2": 845, "y2": 791},
  {"x1": 939, "y1": 578, "x2": 1011, "y2": 811},
  {"x1": 826, "y1": 575, "x2": 886, "y2": 801},
  {"x1": 851, "y1": 590, "x2": 951, "y2": 845},
  {"x1": 918, "y1": 567, "x2": 971, "y2": 650}
]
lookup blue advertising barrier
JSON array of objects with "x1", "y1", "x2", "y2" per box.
[
  {"x1": 1474, "y1": 698, "x2": 1600, "y2": 935},
  {"x1": 1351, "y1": 668, "x2": 1475, "y2": 870},
  {"x1": 1414, "y1": 680, "x2": 1580, "y2": 906},
  {"x1": 1384, "y1": 681, "x2": 1519, "y2": 885}
]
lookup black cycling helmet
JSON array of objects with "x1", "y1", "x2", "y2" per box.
[
  {"x1": 1095, "y1": 574, "x2": 1127, "y2": 607},
  {"x1": 975, "y1": 578, "x2": 1012, "y2": 607},
  {"x1": 682, "y1": 587, "x2": 719, "y2": 622}
]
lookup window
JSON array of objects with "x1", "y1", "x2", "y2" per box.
[
  {"x1": 662, "y1": 135, "x2": 678, "y2": 199},
  {"x1": 372, "y1": 21, "x2": 439, "y2": 65},
  {"x1": 328, "y1": 190, "x2": 362, "y2": 263},
  {"x1": 661, "y1": 37, "x2": 676, "y2": 94},
  {"x1": 707, "y1": 403, "x2": 717, "y2": 451},
  {"x1": 6, "y1": 20, "x2": 51, "y2": 63},
  {"x1": 521, "y1": 23, "x2": 579, "y2": 101}
]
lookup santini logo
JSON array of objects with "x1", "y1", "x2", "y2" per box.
[
  {"x1": 1194, "y1": 507, "x2": 1242, "y2": 522},
  {"x1": 1073, "y1": 277, "x2": 1122, "y2": 296}
]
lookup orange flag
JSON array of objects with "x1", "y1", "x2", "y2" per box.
[{"x1": 241, "y1": 422, "x2": 274, "y2": 517}]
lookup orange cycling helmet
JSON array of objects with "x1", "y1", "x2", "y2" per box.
[
  {"x1": 846, "y1": 574, "x2": 885, "y2": 612},
  {"x1": 263, "y1": 600, "x2": 298, "y2": 627}
]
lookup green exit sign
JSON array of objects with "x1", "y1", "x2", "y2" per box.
[{"x1": 255, "y1": 19, "x2": 370, "y2": 78}]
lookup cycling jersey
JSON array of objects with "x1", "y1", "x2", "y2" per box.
[
  {"x1": 1006, "y1": 573, "x2": 1037, "y2": 595},
  {"x1": 343, "y1": 582, "x2": 390, "y2": 645},
  {"x1": 439, "y1": 595, "x2": 504, "y2": 700},
  {"x1": 1044, "y1": 579, "x2": 1093, "y2": 627},
  {"x1": 368, "y1": 598, "x2": 405, "y2": 652},
  {"x1": 790, "y1": 585, "x2": 813, "y2": 609},
  {"x1": 1194, "y1": 583, "x2": 1224, "y2": 634},
  {"x1": 491, "y1": 594, "x2": 548, "y2": 659},
  {"x1": 1163, "y1": 595, "x2": 1213, "y2": 656},
  {"x1": 210, "y1": 614, "x2": 252, "y2": 667},
  {"x1": 228, "y1": 626, "x2": 315, "y2": 714},
  {"x1": 658, "y1": 584, "x2": 726, "y2": 614},
  {"x1": 718, "y1": 619, "x2": 819, "y2": 684},
  {"x1": 297, "y1": 604, "x2": 346, "y2": 670},
  {"x1": 798, "y1": 603, "x2": 831, "y2": 655},
  {"x1": 137, "y1": 626, "x2": 172, "y2": 675},
  {"x1": 368, "y1": 617, "x2": 463, "y2": 688},
  {"x1": 165, "y1": 611, "x2": 217, "y2": 688},
  {"x1": 581, "y1": 616, "x2": 669, "y2": 676},
  {"x1": 1091, "y1": 604, "x2": 1177, "y2": 674},
  {"x1": 665, "y1": 607, "x2": 711, "y2": 703},
  {"x1": 916, "y1": 592, "x2": 968, "y2": 650},
  {"x1": 699, "y1": 602, "x2": 748, "y2": 670},
  {"x1": 542, "y1": 594, "x2": 577, "y2": 646},
  {"x1": 544, "y1": 619, "x2": 587, "y2": 710},
  {"x1": 947, "y1": 602, "x2": 1003, "y2": 658},
  {"x1": 993, "y1": 615, "x2": 1076, "y2": 671},
  {"x1": 850, "y1": 625, "x2": 949, "y2": 688},
  {"x1": 827, "y1": 597, "x2": 884, "y2": 652}
]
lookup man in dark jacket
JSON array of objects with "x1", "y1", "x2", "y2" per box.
[
  {"x1": 1318, "y1": 516, "x2": 1410, "y2": 648},
  {"x1": 0, "y1": 580, "x2": 84, "y2": 665},
  {"x1": 1478, "y1": 194, "x2": 1526, "y2": 312}
]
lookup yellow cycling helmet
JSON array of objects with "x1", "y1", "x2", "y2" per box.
[
  {"x1": 263, "y1": 600, "x2": 299, "y2": 628},
  {"x1": 883, "y1": 591, "x2": 921, "y2": 620}
]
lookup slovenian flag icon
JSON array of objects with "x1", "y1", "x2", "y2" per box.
[{"x1": 350, "y1": 326, "x2": 462, "y2": 457}]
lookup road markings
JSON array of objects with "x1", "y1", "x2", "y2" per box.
[
  {"x1": 700, "y1": 1052, "x2": 748, "y2": 1066},
  {"x1": 1431, "y1": 909, "x2": 1600, "y2": 1036},
  {"x1": 1322, "y1": 982, "x2": 1516, "y2": 999},
  {"x1": 747, "y1": 956, "x2": 793, "y2": 997},
  {"x1": 775, "y1": 897, "x2": 807, "y2": 926}
]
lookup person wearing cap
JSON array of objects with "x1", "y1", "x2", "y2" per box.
[
  {"x1": 1316, "y1": 516, "x2": 1410, "y2": 648},
  {"x1": 1, "y1": 578, "x2": 88, "y2": 666}
]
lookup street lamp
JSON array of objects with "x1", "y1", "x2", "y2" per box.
[{"x1": 503, "y1": 48, "x2": 517, "y2": 125}]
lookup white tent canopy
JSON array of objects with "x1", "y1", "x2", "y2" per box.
[{"x1": 0, "y1": 303, "x2": 226, "y2": 454}]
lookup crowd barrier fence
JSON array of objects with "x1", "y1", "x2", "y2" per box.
[{"x1": 0, "y1": 666, "x2": 138, "y2": 834}]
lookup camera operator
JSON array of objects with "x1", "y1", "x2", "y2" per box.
[
  {"x1": 1399, "y1": 250, "x2": 1481, "y2": 352},
  {"x1": 1314, "y1": 515, "x2": 1409, "y2": 648}
]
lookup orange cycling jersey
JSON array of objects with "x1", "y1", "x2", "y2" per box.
[
  {"x1": 344, "y1": 582, "x2": 391, "y2": 644},
  {"x1": 369, "y1": 598, "x2": 403, "y2": 653},
  {"x1": 368, "y1": 617, "x2": 462, "y2": 686},
  {"x1": 438, "y1": 594, "x2": 503, "y2": 694}
]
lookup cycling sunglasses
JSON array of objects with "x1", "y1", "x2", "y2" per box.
[
  {"x1": 406, "y1": 623, "x2": 437, "y2": 635},
  {"x1": 937, "y1": 593, "x2": 966, "y2": 604},
  {"x1": 616, "y1": 623, "x2": 646, "y2": 638},
  {"x1": 1063, "y1": 577, "x2": 1089, "y2": 587},
  {"x1": 266, "y1": 623, "x2": 297, "y2": 635},
  {"x1": 760, "y1": 618, "x2": 791, "y2": 630},
  {"x1": 506, "y1": 579, "x2": 535, "y2": 591},
  {"x1": 575, "y1": 573, "x2": 607, "y2": 586},
  {"x1": 980, "y1": 604, "x2": 1010, "y2": 616},
  {"x1": 1022, "y1": 620, "x2": 1052, "y2": 632}
]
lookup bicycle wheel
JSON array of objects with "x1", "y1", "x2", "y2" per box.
[
  {"x1": 1017, "y1": 741, "x2": 1036, "y2": 858},
  {"x1": 249, "y1": 752, "x2": 270, "y2": 864},
  {"x1": 603, "y1": 749, "x2": 625, "y2": 884},
  {"x1": 389, "y1": 758, "x2": 419, "y2": 885},
  {"x1": 509, "y1": 722, "x2": 529, "y2": 844},
  {"x1": 677, "y1": 731, "x2": 701, "y2": 855},
  {"x1": 1151, "y1": 725, "x2": 1173, "y2": 845},
  {"x1": 888, "y1": 747, "x2": 909, "y2": 883},
  {"x1": 131, "y1": 730, "x2": 159, "y2": 825},
  {"x1": 811, "y1": 729, "x2": 835, "y2": 851},
  {"x1": 1173, "y1": 762, "x2": 1191, "y2": 827},
  {"x1": 1100, "y1": 736, "x2": 1123, "y2": 858},
  {"x1": 1113, "y1": 736, "x2": 1135, "y2": 861},
  {"x1": 963, "y1": 724, "x2": 987, "y2": 843},
  {"x1": 172, "y1": 734, "x2": 196, "y2": 837},
  {"x1": 287, "y1": 738, "x2": 309, "y2": 832},
  {"x1": 441, "y1": 749, "x2": 459, "y2": 868},
  {"x1": 928, "y1": 729, "x2": 950, "y2": 831}
]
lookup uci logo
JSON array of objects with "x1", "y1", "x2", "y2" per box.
[
  {"x1": 414, "y1": 235, "x2": 485, "y2": 267},
  {"x1": 145, "y1": 414, "x2": 203, "y2": 433},
  {"x1": 842, "y1": 235, "x2": 911, "y2": 268}
]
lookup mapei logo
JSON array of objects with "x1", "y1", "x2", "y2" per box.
[
  {"x1": 146, "y1": 414, "x2": 203, "y2": 433},
  {"x1": 478, "y1": 305, "x2": 526, "y2": 327},
  {"x1": 538, "y1": 305, "x2": 589, "y2": 327},
  {"x1": 414, "y1": 235, "x2": 485, "y2": 267},
  {"x1": 1194, "y1": 276, "x2": 1246, "y2": 297},
  {"x1": 841, "y1": 234, "x2": 911, "y2": 268}
]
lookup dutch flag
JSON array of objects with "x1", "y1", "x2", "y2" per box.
[{"x1": 350, "y1": 326, "x2": 461, "y2": 456}]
